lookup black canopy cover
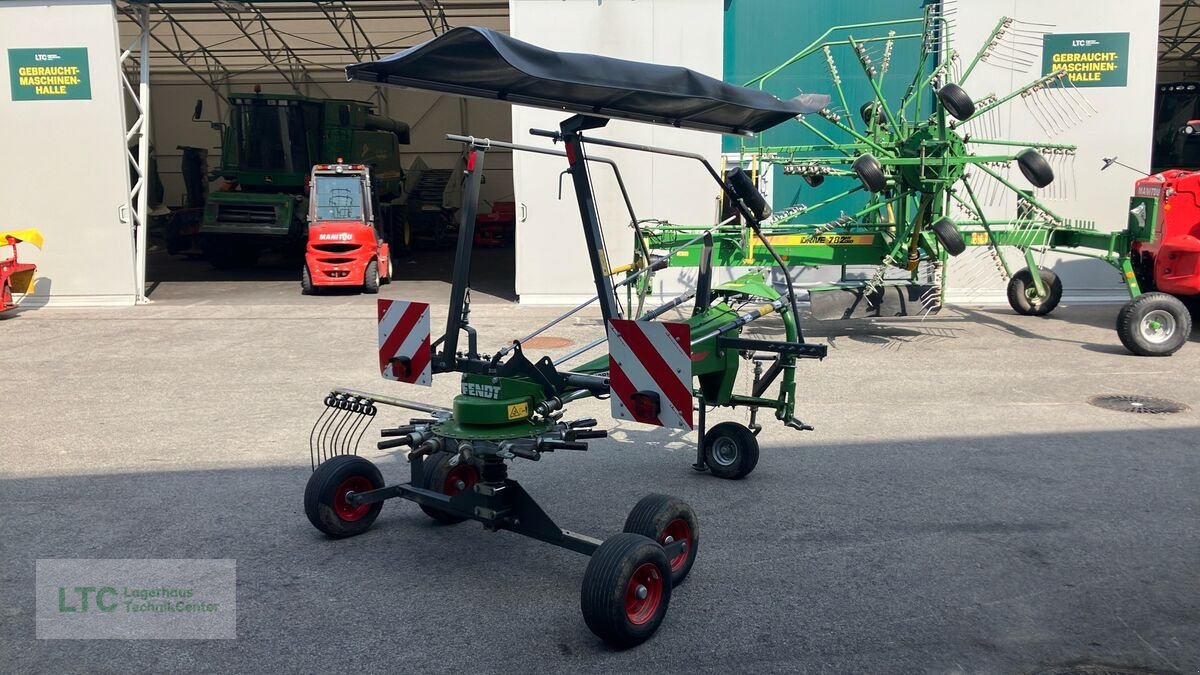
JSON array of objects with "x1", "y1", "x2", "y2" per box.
[{"x1": 345, "y1": 27, "x2": 829, "y2": 136}]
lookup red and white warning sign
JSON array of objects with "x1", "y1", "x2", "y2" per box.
[
  {"x1": 377, "y1": 299, "x2": 432, "y2": 386},
  {"x1": 607, "y1": 319, "x2": 693, "y2": 430}
]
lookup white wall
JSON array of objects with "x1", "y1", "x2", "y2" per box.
[
  {"x1": 946, "y1": 0, "x2": 1159, "y2": 303},
  {"x1": 509, "y1": 0, "x2": 724, "y2": 305},
  {"x1": 0, "y1": 0, "x2": 136, "y2": 306}
]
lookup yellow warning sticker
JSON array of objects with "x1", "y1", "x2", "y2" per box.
[
  {"x1": 507, "y1": 402, "x2": 529, "y2": 420},
  {"x1": 969, "y1": 232, "x2": 989, "y2": 245},
  {"x1": 758, "y1": 234, "x2": 874, "y2": 246}
]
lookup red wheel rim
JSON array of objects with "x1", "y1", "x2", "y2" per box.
[
  {"x1": 443, "y1": 464, "x2": 478, "y2": 496},
  {"x1": 661, "y1": 518, "x2": 692, "y2": 572},
  {"x1": 624, "y1": 562, "x2": 663, "y2": 625},
  {"x1": 333, "y1": 475, "x2": 374, "y2": 522}
]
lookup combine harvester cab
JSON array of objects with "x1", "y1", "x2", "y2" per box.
[{"x1": 302, "y1": 162, "x2": 391, "y2": 294}]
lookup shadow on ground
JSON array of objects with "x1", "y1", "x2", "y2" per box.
[{"x1": 3, "y1": 427, "x2": 1197, "y2": 673}]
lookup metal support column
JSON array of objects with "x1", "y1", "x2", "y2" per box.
[
  {"x1": 437, "y1": 146, "x2": 487, "y2": 367},
  {"x1": 560, "y1": 116, "x2": 620, "y2": 322},
  {"x1": 119, "y1": 4, "x2": 152, "y2": 304}
]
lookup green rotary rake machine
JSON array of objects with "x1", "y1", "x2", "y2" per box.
[{"x1": 629, "y1": 3, "x2": 1192, "y2": 356}]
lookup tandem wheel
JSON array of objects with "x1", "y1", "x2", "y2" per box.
[
  {"x1": 623, "y1": 494, "x2": 699, "y2": 586},
  {"x1": 702, "y1": 422, "x2": 760, "y2": 480},
  {"x1": 418, "y1": 451, "x2": 480, "y2": 524},
  {"x1": 305, "y1": 455, "x2": 385, "y2": 538},
  {"x1": 580, "y1": 533, "x2": 672, "y2": 648}
]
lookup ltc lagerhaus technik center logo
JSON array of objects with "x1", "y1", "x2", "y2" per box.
[
  {"x1": 56, "y1": 584, "x2": 221, "y2": 614},
  {"x1": 36, "y1": 559, "x2": 236, "y2": 639}
]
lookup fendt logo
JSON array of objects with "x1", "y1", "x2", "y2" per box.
[
  {"x1": 317, "y1": 232, "x2": 354, "y2": 241},
  {"x1": 462, "y1": 382, "x2": 501, "y2": 399}
]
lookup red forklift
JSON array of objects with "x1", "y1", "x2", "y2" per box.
[{"x1": 303, "y1": 161, "x2": 392, "y2": 294}]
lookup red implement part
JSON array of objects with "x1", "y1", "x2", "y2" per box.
[
  {"x1": 1133, "y1": 171, "x2": 1200, "y2": 296},
  {"x1": 306, "y1": 221, "x2": 390, "y2": 288},
  {"x1": 0, "y1": 236, "x2": 36, "y2": 313},
  {"x1": 474, "y1": 201, "x2": 516, "y2": 246}
]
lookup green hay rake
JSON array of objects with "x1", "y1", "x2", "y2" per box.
[{"x1": 629, "y1": 3, "x2": 1121, "y2": 328}]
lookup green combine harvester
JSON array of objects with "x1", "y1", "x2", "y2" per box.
[{"x1": 196, "y1": 92, "x2": 408, "y2": 268}]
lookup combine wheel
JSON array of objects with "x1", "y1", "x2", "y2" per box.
[
  {"x1": 304, "y1": 455, "x2": 385, "y2": 538},
  {"x1": 1007, "y1": 267, "x2": 1063, "y2": 316},
  {"x1": 702, "y1": 422, "x2": 759, "y2": 480},
  {"x1": 580, "y1": 533, "x2": 671, "y2": 648},
  {"x1": 1116, "y1": 292, "x2": 1192, "y2": 357},
  {"x1": 930, "y1": 217, "x2": 966, "y2": 256},
  {"x1": 852, "y1": 154, "x2": 886, "y2": 193},
  {"x1": 418, "y1": 452, "x2": 479, "y2": 525},
  {"x1": 1017, "y1": 149, "x2": 1055, "y2": 188},
  {"x1": 937, "y1": 83, "x2": 976, "y2": 121},
  {"x1": 622, "y1": 494, "x2": 699, "y2": 586}
]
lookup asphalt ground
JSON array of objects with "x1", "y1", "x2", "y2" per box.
[{"x1": 1, "y1": 287, "x2": 1197, "y2": 673}]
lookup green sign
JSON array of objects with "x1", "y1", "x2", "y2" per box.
[
  {"x1": 1042, "y1": 33, "x2": 1129, "y2": 88},
  {"x1": 8, "y1": 47, "x2": 91, "y2": 101}
]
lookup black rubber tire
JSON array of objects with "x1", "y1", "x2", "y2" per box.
[
  {"x1": 304, "y1": 455, "x2": 384, "y2": 539},
  {"x1": 931, "y1": 217, "x2": 966, "y2": 256},
  {"x1": 1016, "y1": 149, "x2": 1055, "y2": 188},
  {"x1": 1116, "y1": 292, "x2": 1192, "y2": 357},
  {"x1": 363, "y1": 259, "x2": 381, "y2": 294},
  {"x1": 1006, "y1": 267, "x2": 1063, "y2": 316},
  {"x1": 301, "y1": 265, "x2": 315, "y2": 295},
  {"x1": 702, "y1": 422, "x2": 760, "y2": 480},
  {"x1": 860, "y1": 101, "x2": 885, "y2": 127},
  {"x1": 803, "y1": 173, "x2": 825, "y2": 188},
  {"x1": 852, "y1": 154, "x2": 887, "y2": 193},
  {"x1": 622, "y1": 494, "x2": 699, "y2": 587},
  {"x1": 417, "y1": 452, "x2": 478, "y2": 525},
  {"x1": 937, "y1": 83, "x2": 976, "y2": 121},
  {"x1": 580, "y1": 533, "x2": 671, "y2": 648}
]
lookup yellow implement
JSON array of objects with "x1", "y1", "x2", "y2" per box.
[{"x1": 2, "y1": 228, "x2": 44, "y2": 249}]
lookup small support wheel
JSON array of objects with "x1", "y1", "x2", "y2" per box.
[
  {"x1": 364, "y1": 259, "x2": 381, "y2": 294},
  {"x1": 702, "y1": 422, "x2": 759, "y2": 480},
  {"x1": 622, "y1": 494, "x2": 699, "y2": 587},
  {"x1": 418, "y1": 452, "x2": 479, "y2": 525},
  {"x1": 930, "y1": 217, "x2": 966, "y2": 256},
  {"x1": 1116, "y1": 292, "x2": 1192, "y2": 356},
  {"x1": 301, "y1": 265, "x2": 315, "y2": 295},
  {"x1": 1007, "y1": 267, "x2": 1063, "y2": 316},
  {"x1": 580, "y1": 533, "x2": 671, "y2": 648},
  {"x1": 304, "y1": 455, "x2": 384, "y2": 538},
  {"x1": 852, "y1": 154, "x2": 886, "y2": 193}
]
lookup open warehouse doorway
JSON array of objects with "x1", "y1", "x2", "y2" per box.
[{"x1": 115, "y1": 0, "x2": 515, "y2": 304}]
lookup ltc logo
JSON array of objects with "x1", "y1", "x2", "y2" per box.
[{"x1": 58, "y1": 586, "x2": 119, "y2": 613}]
